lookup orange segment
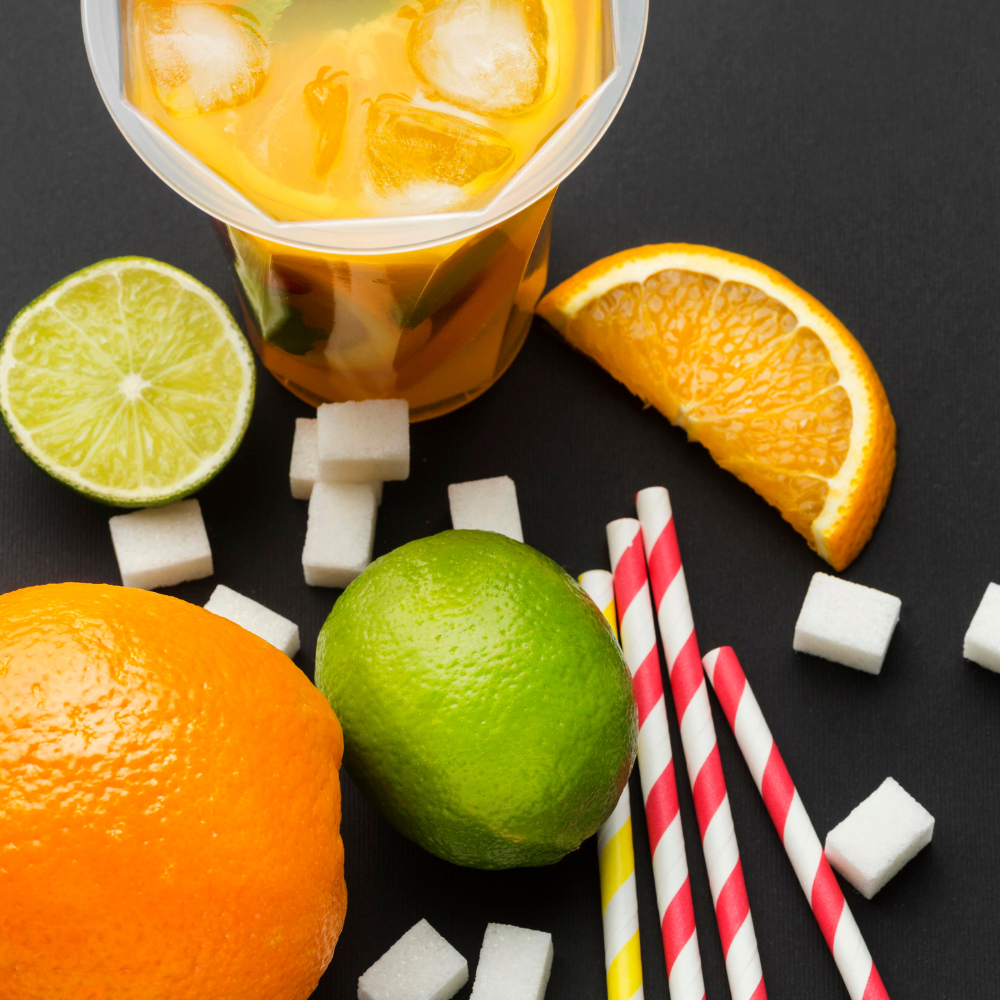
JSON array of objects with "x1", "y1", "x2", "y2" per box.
[{"x1": 537, "y1": 244, "x2": 896, "y2": 570}]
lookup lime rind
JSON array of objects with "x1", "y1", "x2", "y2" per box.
[
  {"x1": 316, "y1": 530, "x2": 638, "y2": 869},
  {"x1": 0, "y1": 257, "x2": 255, "y2": 507}
]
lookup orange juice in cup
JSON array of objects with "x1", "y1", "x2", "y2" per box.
[
  {"x1": 124, "y1": 0, "x2": 604, "y2": 221},
  {"x1": 86, "y1": 0, "x2": 645, "y2": 417},
  {"x1": 213, "y1": 194, "x2": 555, "y2": 413}
]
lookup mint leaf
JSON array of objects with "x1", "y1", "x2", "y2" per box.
[
  {"x1": 234, "y1": 0, "x2": 293, "y2": 37},
  {"x1": 264, "y1": 308, "x2": 328, "y2": 356}
]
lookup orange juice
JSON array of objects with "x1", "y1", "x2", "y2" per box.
[
  {"x1": 122, "y1": 0, "x2": 606, "y2": 416},
  {"x1": 215, "y1": 191, "x2": 554, "y2": 415}
]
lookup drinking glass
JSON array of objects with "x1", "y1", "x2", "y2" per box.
[{"x1": 82, "y1": 0, "x2": 647, "y2": 419}]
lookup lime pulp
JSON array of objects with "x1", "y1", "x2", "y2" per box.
[{"x1": 0, "y1": 257, "x2": 255, "y2": 506}]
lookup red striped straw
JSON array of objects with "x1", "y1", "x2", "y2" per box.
[
  {"x1": 606, "y1": 520, "x2": 706, "y2": 1000},
  {"x1": 635, "y1": 487, "x2": 767, "y2": 1000},
  {"x1": 703, "y1": 646, "x2": 890, "y2": 1000}
]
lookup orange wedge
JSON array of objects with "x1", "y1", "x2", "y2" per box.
[{"x1": 537, "y1": 244, "x2": 896, "y2": 570}]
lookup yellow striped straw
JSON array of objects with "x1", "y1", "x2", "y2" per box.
[
  {"x1": 579, "y1": 569, "x2": 620, "y2": 641},
  {"x1": 579, "y1": 570, "x2": 642, "y2": 1000},
  {"x1": 598, "y1": 786, "x2": 644, "y2": 1000}
]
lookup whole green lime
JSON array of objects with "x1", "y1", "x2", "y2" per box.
[{"x1": 315, "y1": 530, "x2": 638, "y2": 869}]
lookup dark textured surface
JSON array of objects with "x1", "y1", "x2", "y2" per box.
[{"x1": 1, "y1": 0, "x2": 996, "y2": 996}]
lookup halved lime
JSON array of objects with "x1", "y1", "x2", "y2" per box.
[{"x1": 0, "y1": 257, "x2": 255, "y2": 506}]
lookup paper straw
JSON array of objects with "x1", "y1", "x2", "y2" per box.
[
  {"x1": 580, "y1": 569, "x2": 620, "y2": 640},
  {"x1": 703, "y1": 646, "x2": 890, "y2": 1000},
  {"x1": 580, "y1": 570, "x2": 643, "y2": 1000},
  {"x1": 634, "y1": 488, "x2": 767, "y2": 1000},
  {"x1": 597, "y1": 784, "x2": 645, "y2": 1000},
  {"x1": 604, "y1": 527, "x2": 706, "y2": 1000}
]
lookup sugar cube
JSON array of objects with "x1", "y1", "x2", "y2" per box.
[
  {"x1": 290, "y1": 418, "x2": 319, "y2": 500},
  {"x1": 204, "y1": 585, "x2": 300, "y2": 658},
  {"x1": 358, "y1": 919, "x2": 468, "y2": 1000},
  {"x1": 825, "y1": 777, "x2": 934, "y2": 899},
  {"x1": 109, "y1": 500, "x2": 213, "y2": 590},
  {"x1": 290, "y1": 417, "x2": 383, "y2": 504},
  {"x1": 317, "y1": 399, "x2": 409, "y2": 483},
  {"x1": 793, "y1": 572, "x2": 901, "y2": 674},
  {"x1": 302, "y1": 482, "x2": 377, "y2": 588},
  {"x1": 470, "y1": 923, "x2": 553, "y2": 1000},
  {"x1": 448, "y1": 476, "x2": 523, "y2": 542},
  {"x1": 963, "y1": 582, "x2": 1000, "y2": 672}
]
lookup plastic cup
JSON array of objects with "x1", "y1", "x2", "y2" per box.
[{"x1": 82, "y1": 0, "x2": 647, "y2": 419}]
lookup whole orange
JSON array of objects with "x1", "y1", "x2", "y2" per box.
[{"x1": 0, "y1": 583, "x2": 346, "y2": 1000}]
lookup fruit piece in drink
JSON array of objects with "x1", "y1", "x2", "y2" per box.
[
  {"x1": 304, "y1": 66, "x2": 349, "y2": 175},
  {"x1": 136, "y1": 2, "x2": 270, "y2": 116},
  {"x1": 408, "y1": 0, "x2": 551, "y2": 116}
]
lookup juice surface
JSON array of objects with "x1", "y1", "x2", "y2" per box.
[{"x1": 125, "y1": 0, "x2": 604, "y2": 221}]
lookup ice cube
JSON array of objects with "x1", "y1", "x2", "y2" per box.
[
  {"x1": 138, "y1": 2, "x2": 270, "y2": 116},
  {"x1": 365, "y1": 97, "x2": 513, "y2": 213},
  {"x1": 408, "y1": 0, "x2": 548, "y2": 116}
]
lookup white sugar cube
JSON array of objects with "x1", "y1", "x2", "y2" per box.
[
  {"x1": 470, "y1": 923, "x2": 553, "y2": 1000},
  {"x1": 302, "y1": 482, "x2": 377, "y2": 588},
  {"x1": 358, "y1": 919, "x2": 468, "y2": 1000},
  {"x1": 963, "y1": 582, "x2": 1000, "y2": 672},
  {"x1": 291, "y1": 417, "x2": 383, "y2": 503},
  {"x1": 109, "y1": 500, "x2": 213, "y2": 590},
  {"x1": 290, "y1": 417, "x2": 319, "y2": 500},
  {"x1": 825, "y1": 777, "x2": 934, "y2": 899},
  {"x1": 448, "y1": 476, "x2": 523, "y2": 542},
  {"x1": 317, "y1": 399, "x2": 409, "y2": 483},
  {"x1": 793, "y1": 572, "x2": 901, "y2": 674},
  {"x1": 204, "y1": 585, "x2": 300, "y2": 658}
]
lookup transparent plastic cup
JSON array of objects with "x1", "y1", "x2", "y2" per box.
[{"x1": 82, "y1": 0, "x2": 647, "y2": 419}]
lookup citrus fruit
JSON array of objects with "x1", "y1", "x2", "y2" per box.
[
  {"x1": 537, "y1": 244, "x2": 896, "y2": 570},
  {"x1": 0, "y1": 583, "x2": 346, "y2": 1000},
  {"x1": 315, "y1": 530, "x2": 638, "y2": 869},
  {"x1": 0, "y1": 257, "x2": 255, "y2": 507}
]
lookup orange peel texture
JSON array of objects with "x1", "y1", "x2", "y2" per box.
[
  {"x1": 0, "y1": 583, "x2": 346, "y2": 1000},
  {"x1": 538, "y1": 244, "x2": 896, "y2": 570}
]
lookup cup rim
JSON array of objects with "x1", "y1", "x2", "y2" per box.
[{"x1": 82, "y1": 0, "x2": 648, "y2": 255}]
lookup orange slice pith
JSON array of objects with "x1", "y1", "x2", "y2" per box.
[{"x1": 537, "y1": 244, "x2": 896, "y2": 570}]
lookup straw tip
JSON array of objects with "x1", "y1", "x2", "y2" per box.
[
  {"x1": 606, "y1": 517, "x2": 640, "y2": 530},
  {"x1": 605, "y1": 518, "x2": 641, "y2": 560},
  {"x1": 702, "y1": 646, "x2": 729, "y2": 675},
  {"x1": 635, "y1": 485, "x2": 669, "y2": 504}
]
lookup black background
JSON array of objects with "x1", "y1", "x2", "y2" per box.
[{"x1": 1, "y1": 0, "x2": 997, "y2": 996}]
